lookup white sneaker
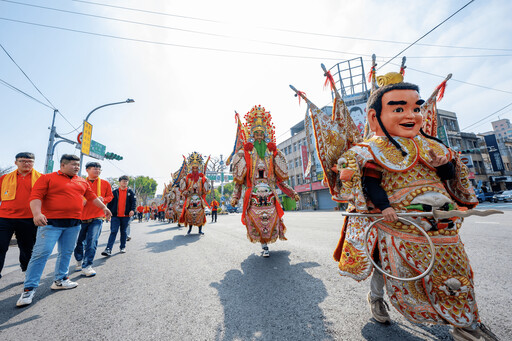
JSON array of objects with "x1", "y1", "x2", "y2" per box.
[
  {"x1": 262, "y1": 250, "x2": 270, "y2": 257},
  {"x1": 120, "y1": 248, "x2": 126, "y2": 253},
  {"x1": 50, "y1": 278, "x2": 78, "y2": 290},
  {"x1": 75, "y1": 260, "x2": 82, "y2": 271},
  {"x1": 16, "y1": 289, "x2": 35, "y2": 307},
  {"x1": 81, "y1": 266, "x2": 96, "y2": 277}
]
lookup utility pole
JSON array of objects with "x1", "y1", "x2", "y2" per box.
[
  {"x1": 220, "y1": 154, "x2": 225, "y2": 201},
  {"x1": 44, "y1": 110, "x2": 58, "y2": 174}
]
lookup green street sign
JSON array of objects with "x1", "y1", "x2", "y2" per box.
[
  {"x1": 46, "y1": 159, "x2": 54, "y2": 173},
  {"x1": 89, "y1": 140, "x2": 106, "y2": 160}
]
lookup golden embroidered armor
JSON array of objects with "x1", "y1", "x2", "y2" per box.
[
  {"x1": 231, "y1": 148, "x2": 297, "y2": 244},
  {"x1": 334, "y1": 135, "x2": 479, "y2": 327}
]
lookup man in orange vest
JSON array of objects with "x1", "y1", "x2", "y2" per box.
[{"x1": 0, "y1": 152, "x2": 41, "y2": 279}]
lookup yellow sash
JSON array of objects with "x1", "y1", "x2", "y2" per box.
[
  {"x1": 86, "y1": 177, "x2": 102, "y2": 196},
  {"x1": 1, "y1": 169, "x2": 41, "y2": 201}
]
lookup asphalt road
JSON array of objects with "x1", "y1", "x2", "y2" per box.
[{"x1": 0, "y1": 207, "x2": 511, "y2": 341}]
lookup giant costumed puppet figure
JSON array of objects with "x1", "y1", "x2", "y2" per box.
[
  {"x1": 228, "y1": 105, "x2": 300, "y2": 258},
  {"x1": 165, "y1": 161, "x2": 187, "y2": 226},
  {"x1": 290, "y1": 58, "x2": 499, "y2": 341},
  {"x1": 180, "y1": 152, "x2": 211, "y2": 235}
]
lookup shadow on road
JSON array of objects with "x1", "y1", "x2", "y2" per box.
[
  {"x1": 0, "y1": 276, "x2": 56, "y2": 330},
  {"x1": 145, "y1": 234, "x2": 201, "y2": 253},
  {"x1": 147, "y1": 226, "x2": 183, "y2": 234},
  {"x1": 210, "y1": 251, "x2": 333, "y2": 341},
  {"x1": 361, "y1": 318, "x2": 452, "y2": 340}
]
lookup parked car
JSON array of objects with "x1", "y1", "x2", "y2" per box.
[
  {"x1": 204, "y1": 207, "x2": 212, "y2": 215},
  {"x1": 492, "y1": 190, "x2": 512, "y2": 203},
  {"x1": 475, "y1": 189, "x2": 495, "y2": 203}
]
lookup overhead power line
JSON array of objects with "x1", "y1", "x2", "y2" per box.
[
  {"x1": 379, "y1": 0, "x2": 475, "y2": 70},
  {"x1": 0, "y1": 77, "x2": 54, "y2": 109},
  {"x1": 462, "y1": 101, "x2": 512, "y2": 131},
  {"x1": 70, "y1": 0, "x2": 512, "y2": 53},
  {"x1": 0, "y1": 42, "x2": 56, "y2": 109},
  {"x1": 2, "y1": 16, "x2": 511, "y2": 66},
  {"x1": 3, "y1": 1, "x2": 511, "y2": 61},
  {"x1": 389, "y1": 63, "x2": 512, "y2": 95}
]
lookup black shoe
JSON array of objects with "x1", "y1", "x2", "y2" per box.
[
  {"x1": 101, "y1": 249, "x2": 112, "y2": 257},
  {"x1": 127, "y1": 236, "x2": 131, "y2": 241}
]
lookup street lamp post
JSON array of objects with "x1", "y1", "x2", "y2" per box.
[{"x1": 78, "y1": 99, "x2": 134, "y2": 176}]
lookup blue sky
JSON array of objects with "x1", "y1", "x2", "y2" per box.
[{"x1": 1, "y1": 0, "x2": 511, "y2": 193}]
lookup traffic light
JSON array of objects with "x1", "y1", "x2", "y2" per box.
[{"x1": 104, "y1": 152, "x2": 123, "y2": 160}]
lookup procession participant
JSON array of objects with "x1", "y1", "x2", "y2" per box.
[
  {"x1": 229, "y1": 106, "x2": 299, "y2": 257},
  {"x1": 170, "y1": 185, "x2": 185, "y2": 226},
  {"x1": 158, "y1": 204, "x2": 165, "y2": 221},
  {"x1": 210, "y1": 199, "x2": 219, "y2": 223},
  {"x1": 0, "y1": 152, "x2": 41, "y2": 279},
  {"x1": 74, "y1": 162, "x2": 113, "y2": 277},
  {"x1": 102, "y1": 175, "x2": 136, "y2": 256},
  {"x1": 16, "y1": 154, "x2": 111, "y2": 307},
  {"x1": 179, "y1": 152, "x2": 211, "y2": 235},
  {"x1": 144, "y1": 205, "x2": 150, "y2": 221},
  {"x1": 136, "y1": 204, "x2": 144, "y2": 223},
  {"x1": 291, "y1": 61, "x2": 498, "y2": 340}
]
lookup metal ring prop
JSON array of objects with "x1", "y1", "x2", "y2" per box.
[{"x1": 363, "y1": 217, "x2": 436, "y2": 282}]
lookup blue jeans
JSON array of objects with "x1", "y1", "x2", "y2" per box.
[
  {"x1": 74, "y1": 219, "x2": 103, "y2": 268},
  {"x1": 24, "y1": 224, "x2": 81, "y2": 289},
  {"x1": 106, "y1": 217, "x2": 130, "y2": 250}
]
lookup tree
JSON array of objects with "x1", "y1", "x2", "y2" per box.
[
  {"x1": 105, "y1": 176, "x2": 158, "y2": 205},
  {"x1": 206, "y1": 156, "x2": 222, "y2": 173},
  {"x1": 130, "y1": 176, "x2": 158, "y2": 205}
]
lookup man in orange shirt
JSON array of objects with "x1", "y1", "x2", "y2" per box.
[
  {"x1": 157, "y1": 204, "x2": 165, "y2": 221},
  {"x1": 16, "y1": 154, "x2": 111, "y2": 307},
  {"x1": 102, "y1": 175, "x2": 136, "y2": 256},
  {"x1": 73, "y1": 162, "x2": 113, "y2": 277},
  {"x1": 136, "y1": 204, "x2": 144, "y2": 223},
  {"x1": 0, "y1": 152, "x2": 41, "y2": 279},
  {"x1": 210, "y1": 199, "x2": 219, "y2": 223}
]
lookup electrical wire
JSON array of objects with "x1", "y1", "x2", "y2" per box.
[
  {"x1": 378, "y1": 0, "x2": 475, "y2": 70},
  {"x1": 0, "y1": 41, "x2": 83, "y2": 132},
  {"x1": 3, "y1": 1, "x2": 510, "y2": 60},
  {"x1": 462, "y1": 101, "x2": 512, "y2": 131},
  {"x1": 0, "y1": 42, "x2": 57, "y2": 109},
  {"x1": 0, "y1": 17, "x2": 350, "y2": 61},
  {"x1": 388, "y1": 62, "x2": 512, "y2": 95},
  {"x1": 0, "y1": 77, "x2": 54, "y2": 109},
  {"x1": 70, "y1": 0, "x2": 512, "y2": 53}
]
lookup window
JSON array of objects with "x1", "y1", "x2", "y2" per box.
[
  {"x1": 293, "y1": 143, "x2": 297, "y2": 152},
  {"x1": 295, "y1": 158, "x2": 299, "y2": 168},
  {"x1": 296, "y1": 175, "x2": 301, "y2": 185}
]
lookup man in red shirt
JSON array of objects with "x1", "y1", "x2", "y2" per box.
[
  {"x1": 16, "y1": 154, "x2": 111, "y2": 307},
  {"x1": 73, "y1": 162, "x2": 113, "y2": 277},
  {"x1": 210, "y1": 199, "x2": 219, "y2": 223},
  {"x1": 0, "y1": 152, "x2": 41, "y2": 279},
  {"x1": 136, "y1": 204, "x2": 144, "y2": 223},
  {"x1": 102, "y1": 175, "x2": 136, "y2": 256}
]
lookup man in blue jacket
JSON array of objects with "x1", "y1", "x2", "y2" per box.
[{"x1": 102, "y1": 176, "x2": 136, "y2": 256}]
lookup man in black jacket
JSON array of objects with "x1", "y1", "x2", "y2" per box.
[{"x1": 102, "y1": 176, "x2": 136, "y2": 256}]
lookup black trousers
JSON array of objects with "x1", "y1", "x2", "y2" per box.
[
  {"x1": 0, "y1": 217, "x2": 38, "y2": 274},
  {"x1": 211, "y1": 210, "x2": 218, "y2": 222}
]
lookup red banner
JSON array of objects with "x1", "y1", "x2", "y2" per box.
[{"x1": 301, "y1": 145, "x2": 310, "y2": 181}]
